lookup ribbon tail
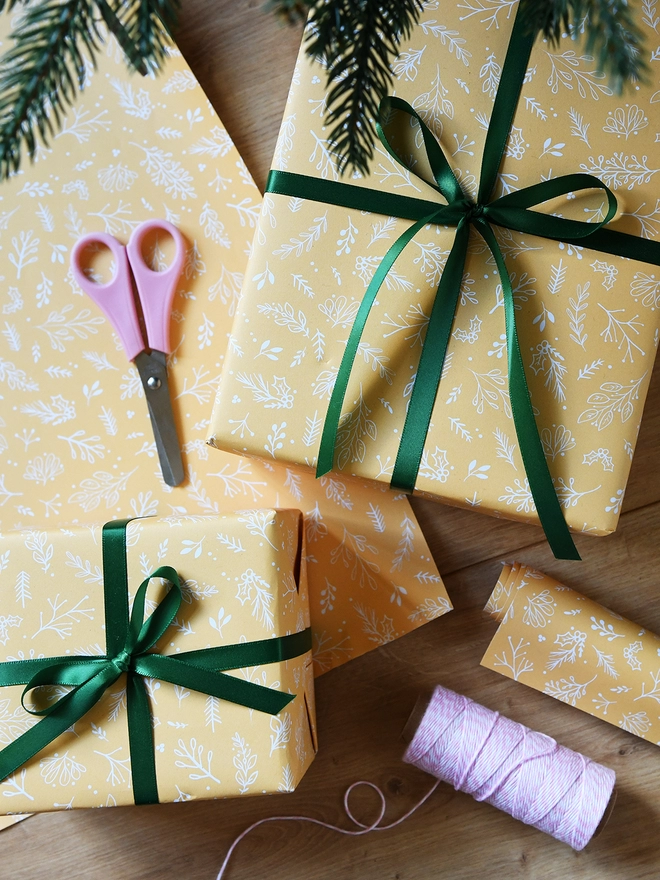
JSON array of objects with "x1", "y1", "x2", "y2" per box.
[
  {"x1": 391, "y1": 221, "x2": 470, "y2": 491},
  {"x1": 0, "y1": 710, "x2": 83, "y2": 786},
  {"x1": 136, "y1": 655, "x2": 295, "y2": 716},
  {"x1": 552, "y1": 226, "x2": 660, "y2": 267},
  {"x1": 317, "y1": 213, "x2": 435, "y2": 477},
  {"x1": 127, "y1": 672, "x2": 159, "y2": 805},
  {"x1": 476, "y1": 219, "x2": 580, "y2": 560},
  {"x1": 176, "y1": 627, "x2": 312, "y2": 671},
  {"x1": 266, "y1": 170, "x2": 439, "y2": 222},
  {"x1": 0, "y1": 655, "x2": 90, "y2": 687},
  {"x1": 0, "y1": 671, "x2": 116, "y2": 785}
]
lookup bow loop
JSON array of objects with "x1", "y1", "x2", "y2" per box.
[
  {"x1": 377, "y1": 95, "x2": 464, "y2": 205},
  {"x1": 130, "y1": 564, "x2": 182, "y2": 656}
]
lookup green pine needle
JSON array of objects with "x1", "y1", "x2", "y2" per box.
[
  {"x1": 264, "y1": 0, "x2": 312, "y2": 25},
  {"x1": 121, "y1": 0, "x2": 180, "y2": 71},
  {"x1": 305, "y1": 0, "x2": 425, "y2": 177},
  {"x1": 0, "y1": 0, "x2": 179, "y2": 181},
  {"x1": 0, "y1": 0, "x2": 649, "y2": 181},
  {"x1": 0, "y1": 0, "x2": 103, "y2": 179},
  {"x1": 284, "y1": 0, "x2": 648, "y2": 176},
  {"x1": 519, "y1": 0, "x2": 647, "y2": 92}
]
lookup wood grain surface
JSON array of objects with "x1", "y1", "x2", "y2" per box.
[{"x1": 3, "y1": 3, "x2": 660, "y2": 877}]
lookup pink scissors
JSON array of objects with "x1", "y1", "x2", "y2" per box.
[{"x1": 71, "y1": 219, "x2": 186, "y2": 487}]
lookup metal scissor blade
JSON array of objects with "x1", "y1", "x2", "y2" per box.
[{"x1": 135, "y1": 351, "x2": 184, "y2": 487}]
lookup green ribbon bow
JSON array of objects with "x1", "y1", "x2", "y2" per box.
[
  {"x1": 265, "y1": 6, "x2": 660, "y2": 561},
  {"x1": 0, "y1": 519, "x2": 312, "y2": 804}
]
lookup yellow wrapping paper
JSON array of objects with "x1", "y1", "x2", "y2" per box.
[
  {"x1": 0, "y1": 19, "x2": 451, "y2": 676},
  {"x1": 209, "y1": 0, "x2": 660, "y2": 537},
  {"x1": 482, "y1": 561, "x2": 660, "y2": 745},
  {"x1": 0, "y1": 510, "x2": 316, "y2": 813}
]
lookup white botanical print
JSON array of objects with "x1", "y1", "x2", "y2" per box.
[
  {"x1": 232, "y1": 733, "x2": 258, "y2": 794},
  {"x1": 484, "y1": 564, "x2": 660, "y2": 748},
  {"x1": 40, "y1": 752, "x2": 86, "y2": 786},
  {"x1": 235, "y1": 569, "x2": 275, "y2": 630},
  {"x1": 522, "y1": 590, "x2": 556, "y2": 628},
  {"x1": 269, "y1": 713, "x2": 292, "y2": 756},
  {"x1": 493, "y1": 636, "x2": 534, "y2": 681}
]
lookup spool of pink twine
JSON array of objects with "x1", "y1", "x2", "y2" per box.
[
  {"x1": 215, "y1": 685, "x2": 615, "y2": 877},
  {"x1": 403, "y1": 685, "x2": 615, "y2": 851}
]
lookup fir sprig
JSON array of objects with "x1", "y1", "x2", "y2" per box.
[
  {"x1": 269, "y1": 0, "x2": 648, "y2": 176},
  {"x1": 520, "y1": 0, "x2": 647, "y2": 92},
  {"x1": 0, "y1": 0, "x2": 104, "y2": 178},
  {"x1": 0, "y1": 0, "x2": 650, "y2": 181},
  {"x1": 306, "y1": 0, "x2": 425, "y2": 177},
  {"x1": 0, "y1": 0, "x2": 179, "y2": 180}
]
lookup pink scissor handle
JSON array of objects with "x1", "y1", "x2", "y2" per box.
[
  {"x1": 70, "y1": 232, "x2": 145, "y2": 361},
  {"x1": 126, "y1": 219, "x2": 186, "y2": 355}
]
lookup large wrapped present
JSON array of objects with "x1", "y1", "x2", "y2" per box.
[
  {"x1": 0, "y1": 511, "x2": 316, "y2": 813},
  {"x1": 0, "y1": 17, "x2": 450, "y2": 675},
  {"x1": 208, "y1": 0, "x2": 660, "y2": 558}
]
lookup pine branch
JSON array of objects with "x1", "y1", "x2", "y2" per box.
[
  {"x1": 0, "y1": 0, "x2": 179, "y2": 181},
  {"x1": 273, "y1": 0, "x2": 647, "y2": 176},
  {"x1": 519, "y1": 0, "x2": 647, "y2": 91},
  {"x1": 265, "y1": 0, "x2": 312, "y2": 24},
  {"x1": 120, "y1": 0, "x2": 180, "y2": 71},
  {"x1": 305, "y1": 0, "x2": 425, "y2": 176},
  {"x1": 0, "y1": 0, "x2": 103, "y2": 178}
]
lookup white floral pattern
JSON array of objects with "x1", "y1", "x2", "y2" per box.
[
  {"x1": 0, "y1": 22, "x2": 449, "y2": 679},
  {"x1": 483, "y1": 562, "x2": 660, "y2": 747}
]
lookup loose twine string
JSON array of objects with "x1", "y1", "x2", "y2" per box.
[
  {"x1": 215, "y1": 685, "x2": 615, "y2": 878},
  {"x1": 214, "y1": 779, "x2": 440, "y2": 879}
]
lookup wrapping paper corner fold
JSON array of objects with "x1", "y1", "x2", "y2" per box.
[
  {"x1": 0, "y1": 511, "x2": 316, "y2": 813},
  {"x1": 0, "y1": 20, "x2": 450, "y2": 678},
  {"x1": 481, "y1": 561, "x2": 660, "y2": 746},
  {"x1": 208, "y1": 0, "x2": 660, "y2": 540}
]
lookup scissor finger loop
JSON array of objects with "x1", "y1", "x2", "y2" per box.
[{"x1": 127, "y1": 219, "x2": 186, "y2": 355}]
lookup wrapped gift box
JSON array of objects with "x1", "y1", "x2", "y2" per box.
[
  {"x1": 208, "y1": 0, "x2": 660, "y2": 538},
  {"x1": 0, "y1": 511, "x2": 316, "y2": 813},
  {"x1": 482, "y1": 562, "x2": 660, "y2": 745}
]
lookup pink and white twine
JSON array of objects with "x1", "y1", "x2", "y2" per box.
[
  {"x1": 404, "y1": 685, "x2": 615, "y2": 851},
  {"x1": 215, "y1": 684, "x2": 615, "y2": 877}
]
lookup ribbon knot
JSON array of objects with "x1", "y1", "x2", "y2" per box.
[
  {"x1": 464, "y1": 202, "x2": 485, "y2": 222},
  {"x1": 112, "y1": 648, "x2": 133, "y2": 673}
]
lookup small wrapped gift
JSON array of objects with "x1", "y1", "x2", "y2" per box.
[
  {"x1": 0, "y1": 511, "x2": 316, "y2": 813},
  {"x1": 482, "y1": 562, "x2": 660, "y2": 746},
  {"x1": 208, "y1": 0, "x2": 660, "y2": 558}
]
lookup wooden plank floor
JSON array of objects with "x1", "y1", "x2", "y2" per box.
[{"x1": 3, "y1": 3, "x2": 660, "y2": 877}]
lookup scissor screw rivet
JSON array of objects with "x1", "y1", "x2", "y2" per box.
[{"x1": 147, "y1": 376, "x2": 162, "y2": 390}]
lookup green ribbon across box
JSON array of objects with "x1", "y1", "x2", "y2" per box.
[{"x1": 264, "y1": 6, "x2": 660, "y2": 560}]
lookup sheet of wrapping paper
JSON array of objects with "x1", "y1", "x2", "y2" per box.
[
  {"x1": 0, "y1": 16, "x2": 451, "y2": 681},
  {"x1": 482, "y1": 561, "x2": 660, "y2": 746},
  {"x1": 208, "y1": 0, "x2": 660, "y2": 537},
  {"x1": 0, "y1": 511, "x2": 316, "y2": 814}
]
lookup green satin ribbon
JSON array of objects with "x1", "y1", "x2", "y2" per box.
[
  {"x1": 0, "y1": 519, "x2": 311, "y2": 804},
  {"x1": 265, "y1": 6, "x2": 660, "y2": 561}
]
